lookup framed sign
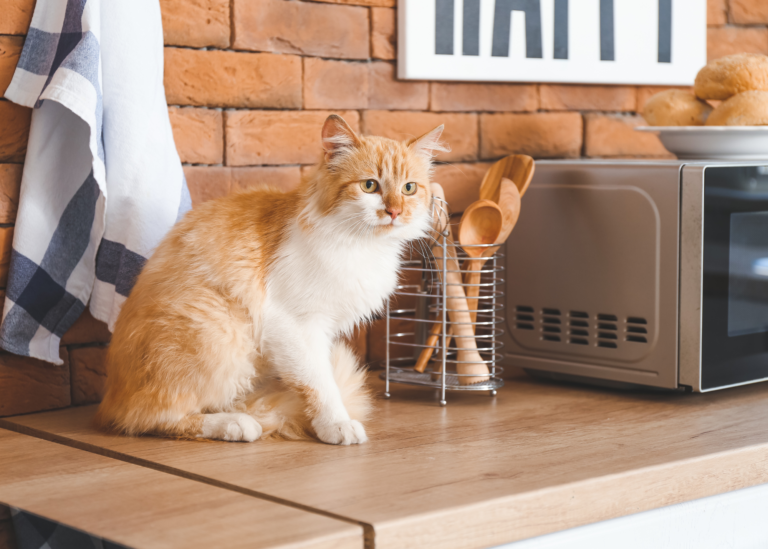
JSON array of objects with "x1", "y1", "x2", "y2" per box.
[{"x1": 398, "y1": 0, "x2": 707, "y2": 85}]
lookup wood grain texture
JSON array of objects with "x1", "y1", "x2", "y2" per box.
[
  {"x1": 5, "y1": 370, "x2": 768, "y2": 549},
  {"x1": 0, "y1": 429, "x2": 362, "y2": 549}
]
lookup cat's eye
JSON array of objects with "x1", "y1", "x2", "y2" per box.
[
  {"x1": 361, "y1": 179, "x2": 378, "y2": 193},
  {"x1": 402, "y1": 182, "x2": 418, "y2": 195}
]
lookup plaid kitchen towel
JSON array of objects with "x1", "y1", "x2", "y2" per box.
[{"x1": 2, "y1": 0, "x2": 191, "y2": 364}]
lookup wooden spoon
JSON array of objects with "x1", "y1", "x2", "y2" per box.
[
  {"x1": 412, "y1": 184, "x2": 489, "y2": 384},
  {"x1": 479, "y1": 154, "x2": 535, "y2": 203},
  {"x1": 414, "y1": 199, "x2": 502, "y2": 373},
  {"x1": 466, "y1": 178, "x2": 521, "y2": 324},
  {"x1": 458, "y1": 199, "x2": 503, "y2": 329}
]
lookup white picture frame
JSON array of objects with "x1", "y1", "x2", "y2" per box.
[{"x1": 398, "y1": 0, "x2": 707, "y2": 86}]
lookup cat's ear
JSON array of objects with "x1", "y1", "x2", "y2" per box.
[
  {"x1": 322, "y1": 115, "x2": 360, "y2": 162},
  {"x1": 408, "y1": 125, "x2": 450, "y2": 158}
]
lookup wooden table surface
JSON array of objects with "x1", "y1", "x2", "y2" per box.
[
  {"x1": 0, "y1": 429, "x2": 362, "y2": 549},
  {"x1": 4, "y1": 369, "x2": 768, "y2": 549}
]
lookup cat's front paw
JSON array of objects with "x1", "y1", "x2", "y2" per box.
[{"x1": 313, "y1": 419, "x2": 368, "y2": 446}]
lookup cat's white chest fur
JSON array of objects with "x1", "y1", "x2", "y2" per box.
[{"x1": 264, "y1": 222, "x2": 402, "y2": 335}]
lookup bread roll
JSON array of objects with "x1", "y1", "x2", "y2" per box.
[
  {"x1": 706, "y1": 90, "x2": 768, "y2": 126},
  {"x1": 695, "y1": 53, "x2": 768, "y2": 100},
  {"x1": 643, "y1": 89, "x2": 713, "y2": 126}
]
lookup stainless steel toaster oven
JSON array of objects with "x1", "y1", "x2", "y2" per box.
[{"x1": 502, "y1": 160, "x2": 768, "y2": 392}]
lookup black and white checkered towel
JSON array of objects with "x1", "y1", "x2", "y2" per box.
[{"x1": 2, "y1": 0, "x2": 191, "y2": 364}]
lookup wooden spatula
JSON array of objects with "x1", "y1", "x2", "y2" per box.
[{"x1": 479, "y1": 154, "x2": 535, "y2": 202}]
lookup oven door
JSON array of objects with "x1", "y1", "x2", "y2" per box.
[{"x1": 695, "y1": 166, "x2": 768, "y2": 390}]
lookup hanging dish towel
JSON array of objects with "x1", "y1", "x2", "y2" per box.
[{"x1": 2, "y1": 0, "x2": 191, "y2": 365}]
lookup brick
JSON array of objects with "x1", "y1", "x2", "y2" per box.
[
  {"x1": 70, "y1": 345, "x2": 108, "y2": 406},
  {"x1": 0, "y1": 36, "x2": 23, "y2": 98},
  {"x1": 707, "y1": 0, "x2": 727, "y2": 25},
  {"x1": 226, "y1": 110, "x2": 360, "y2": 166},
  {"x1": 432, "y1": 162, "x2": 493, "y2": 213},
  {"x1": 160, "y1": 0, "x2": 230, "y2": 48},
  {"x1": 584, "y1": 113, "x2": 672, "y2": 158},
  {"x1": 230, "y1": 166, "x2": 302, "y2": 193},
  {"x1": 168, "y1": 107, "x2": 223, "y2": 164},
  {"x1": 730, "y1": 0, "x2": 768, "y2": 24},
  {"x1": 480, "y1": 113, "x2": 582, "y2": 159},
  {"x1": 540, "y1": 84, "x2": 636, "y2": 111},
  {"x1": 233, "y1": 0, "x2": 369, "y2": 60},
  {"x1": 184, "y1": 166, "x2": 302, "y2": 205},
  {"x1": 362, "y1": 111, "x2": 478, "y2": 162},
  {"x1": 0, "y1": 348, "x2": 70, "y2": 417},
  {"x1": 309, "y1": 0, "x2": 395, "y2": 6},
  {"x1": 303, "y1": 58, "x2": 369, "y2": 110},
  {"x1": 61, "y1": 309, "x2": 111, "y2": 345},
  {"x1": 184, "y1": 165, "x2": 231, "y2": 205},
  {"x1": 707, "y1": 27, "x2": 768, "y2": 61},
  {"x1": 636, "y1": 86, "x2": 693, "y2": 112},
  {"x1": 371, "y1": 7, "x2": 396, "y2": 60},
  {"x1": 164, "y1": 48, "x2": 301, "y2": 108},
  {"x1": 0, "y1": 0, "x2": 34, "y2": 34},
  {"x1": 431, "y1": 83, "x2": 538, "y2": 112},
  {"x1": 0, "y1": 227, "x2": 13, "y2": 287},
  {"x1": 0, "y1": 101, "x2": 31, "y2": 163},
  {"x1": 368, "y1": 62, "x2": 429, "y2": 110},
  {"x1": 0, "y1": 164, "x2": 21, "y2": 224}
]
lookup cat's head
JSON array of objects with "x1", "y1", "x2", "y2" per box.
[{"x1": 309, "y1": 115, "x2": 448, "y2": 242}]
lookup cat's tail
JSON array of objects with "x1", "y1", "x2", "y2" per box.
[{"x1": 245, "y1": 340, "x2": 372, "y2": 440}]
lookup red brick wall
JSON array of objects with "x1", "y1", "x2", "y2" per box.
[{"x1": 0, "y1": 0, "x2": 764, "y2": 414}]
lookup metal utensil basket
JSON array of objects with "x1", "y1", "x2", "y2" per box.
[{"x1": 380, "y1": 196, "x2": 505, "y2": 405}]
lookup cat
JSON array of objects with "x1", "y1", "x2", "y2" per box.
[{"x1": 94, "y1": 115, "x2": 447, "y2": 445}]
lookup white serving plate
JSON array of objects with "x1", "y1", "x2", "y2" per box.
[{"x1": 635, "y1": 126, "x2": 768, "y2": 160}]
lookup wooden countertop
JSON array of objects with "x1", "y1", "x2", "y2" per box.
[
  {"x1": 0, "y1": 429, "x2": 362, "y2": 549},
  {"x1": 4, "y1": 369, "x2": 768, "y2": 549}
]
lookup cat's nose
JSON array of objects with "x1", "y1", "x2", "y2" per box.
[{"x1": 386, "y1": 208, "x2": 401, "y2": 220}]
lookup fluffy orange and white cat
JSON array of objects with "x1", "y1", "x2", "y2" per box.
[{"x1": 95, "y1": 115, "x2": 446, "y2": 445}]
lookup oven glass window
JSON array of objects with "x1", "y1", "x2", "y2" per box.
[{"x1": 728, "y1": 212, "x2": 768, "y2": 337}]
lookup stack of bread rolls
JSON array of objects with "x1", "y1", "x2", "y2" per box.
[{"x1": 644, "y1": 53, "x2": 768, "y2": 126}]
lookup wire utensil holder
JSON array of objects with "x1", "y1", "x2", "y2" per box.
[{"x1": 381, "y1": 196, "x2": 505, "y2": 405}]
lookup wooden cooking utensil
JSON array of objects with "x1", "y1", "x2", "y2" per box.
[
  {"x1": 466, "y1": 178, "x2": 522, "y2": 324},
  {"x1": 413, "y1": 184, "x2": 489, "y2": 384},
  {"x1": 479, "y1": 154, "x2": 535, "y2": 203},
  {"x1": 415, "y1": 199, "x2": 503, "y2": 374},
  {"x1": 458, "y1": 199, "x2": 504, "y2": 329}
]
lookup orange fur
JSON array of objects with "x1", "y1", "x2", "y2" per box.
[{"x1": 95, "y1": 116, "x2": 445, "y2": 444}]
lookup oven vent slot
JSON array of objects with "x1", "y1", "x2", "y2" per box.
[
  {"x1": 516, "y1": 313, "x2": 534, "y2": 322},
  {"x1": 516, "y1": 323, "x2": 534, "y2": 330},
  {"x1": 570, "y1": 328, "x2": 588, "y2": 337},
  {"x1": 598, "y1": 340, "x2": 618, "y2": 349},
  {"x1": 569, "y1": 319, "x2": 589, "y2": 327},
  {"x1": 597, "y1": 313, "x2": 618, "y2": 321},
  {"x1": 543, "y1": 325, "x2": 561, "y2": 334},
  {"x1": 569, "y1": 311, "x2": 589, "y2": 318},
  {"x1": 516, "y1": 305, "x2": 534, "y2": 313},
  {"x1": 627, "y1": 325, "x2": 647, "y2": 334},
  {"x1": 542, "y1": 334, "x2": 561, "y2": 342},
  {"x1": 569, "y1": 337, "x2": 589, "y2": 345},
  {"x1": 626, "y1": 335, "x2": 648, "y2": 343},
  {"x1": 598, "y1": 331, "x2": 617, "y2": 340},
  {"x1": 627, "y1": 316, "x2": 647, "y2": 325},
  {"x1": 598, "y1": 322, "x2": 617, "y2": 331},
  {"x1": 542, "y1": 308, "x2": 561, "y2": 316}
]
